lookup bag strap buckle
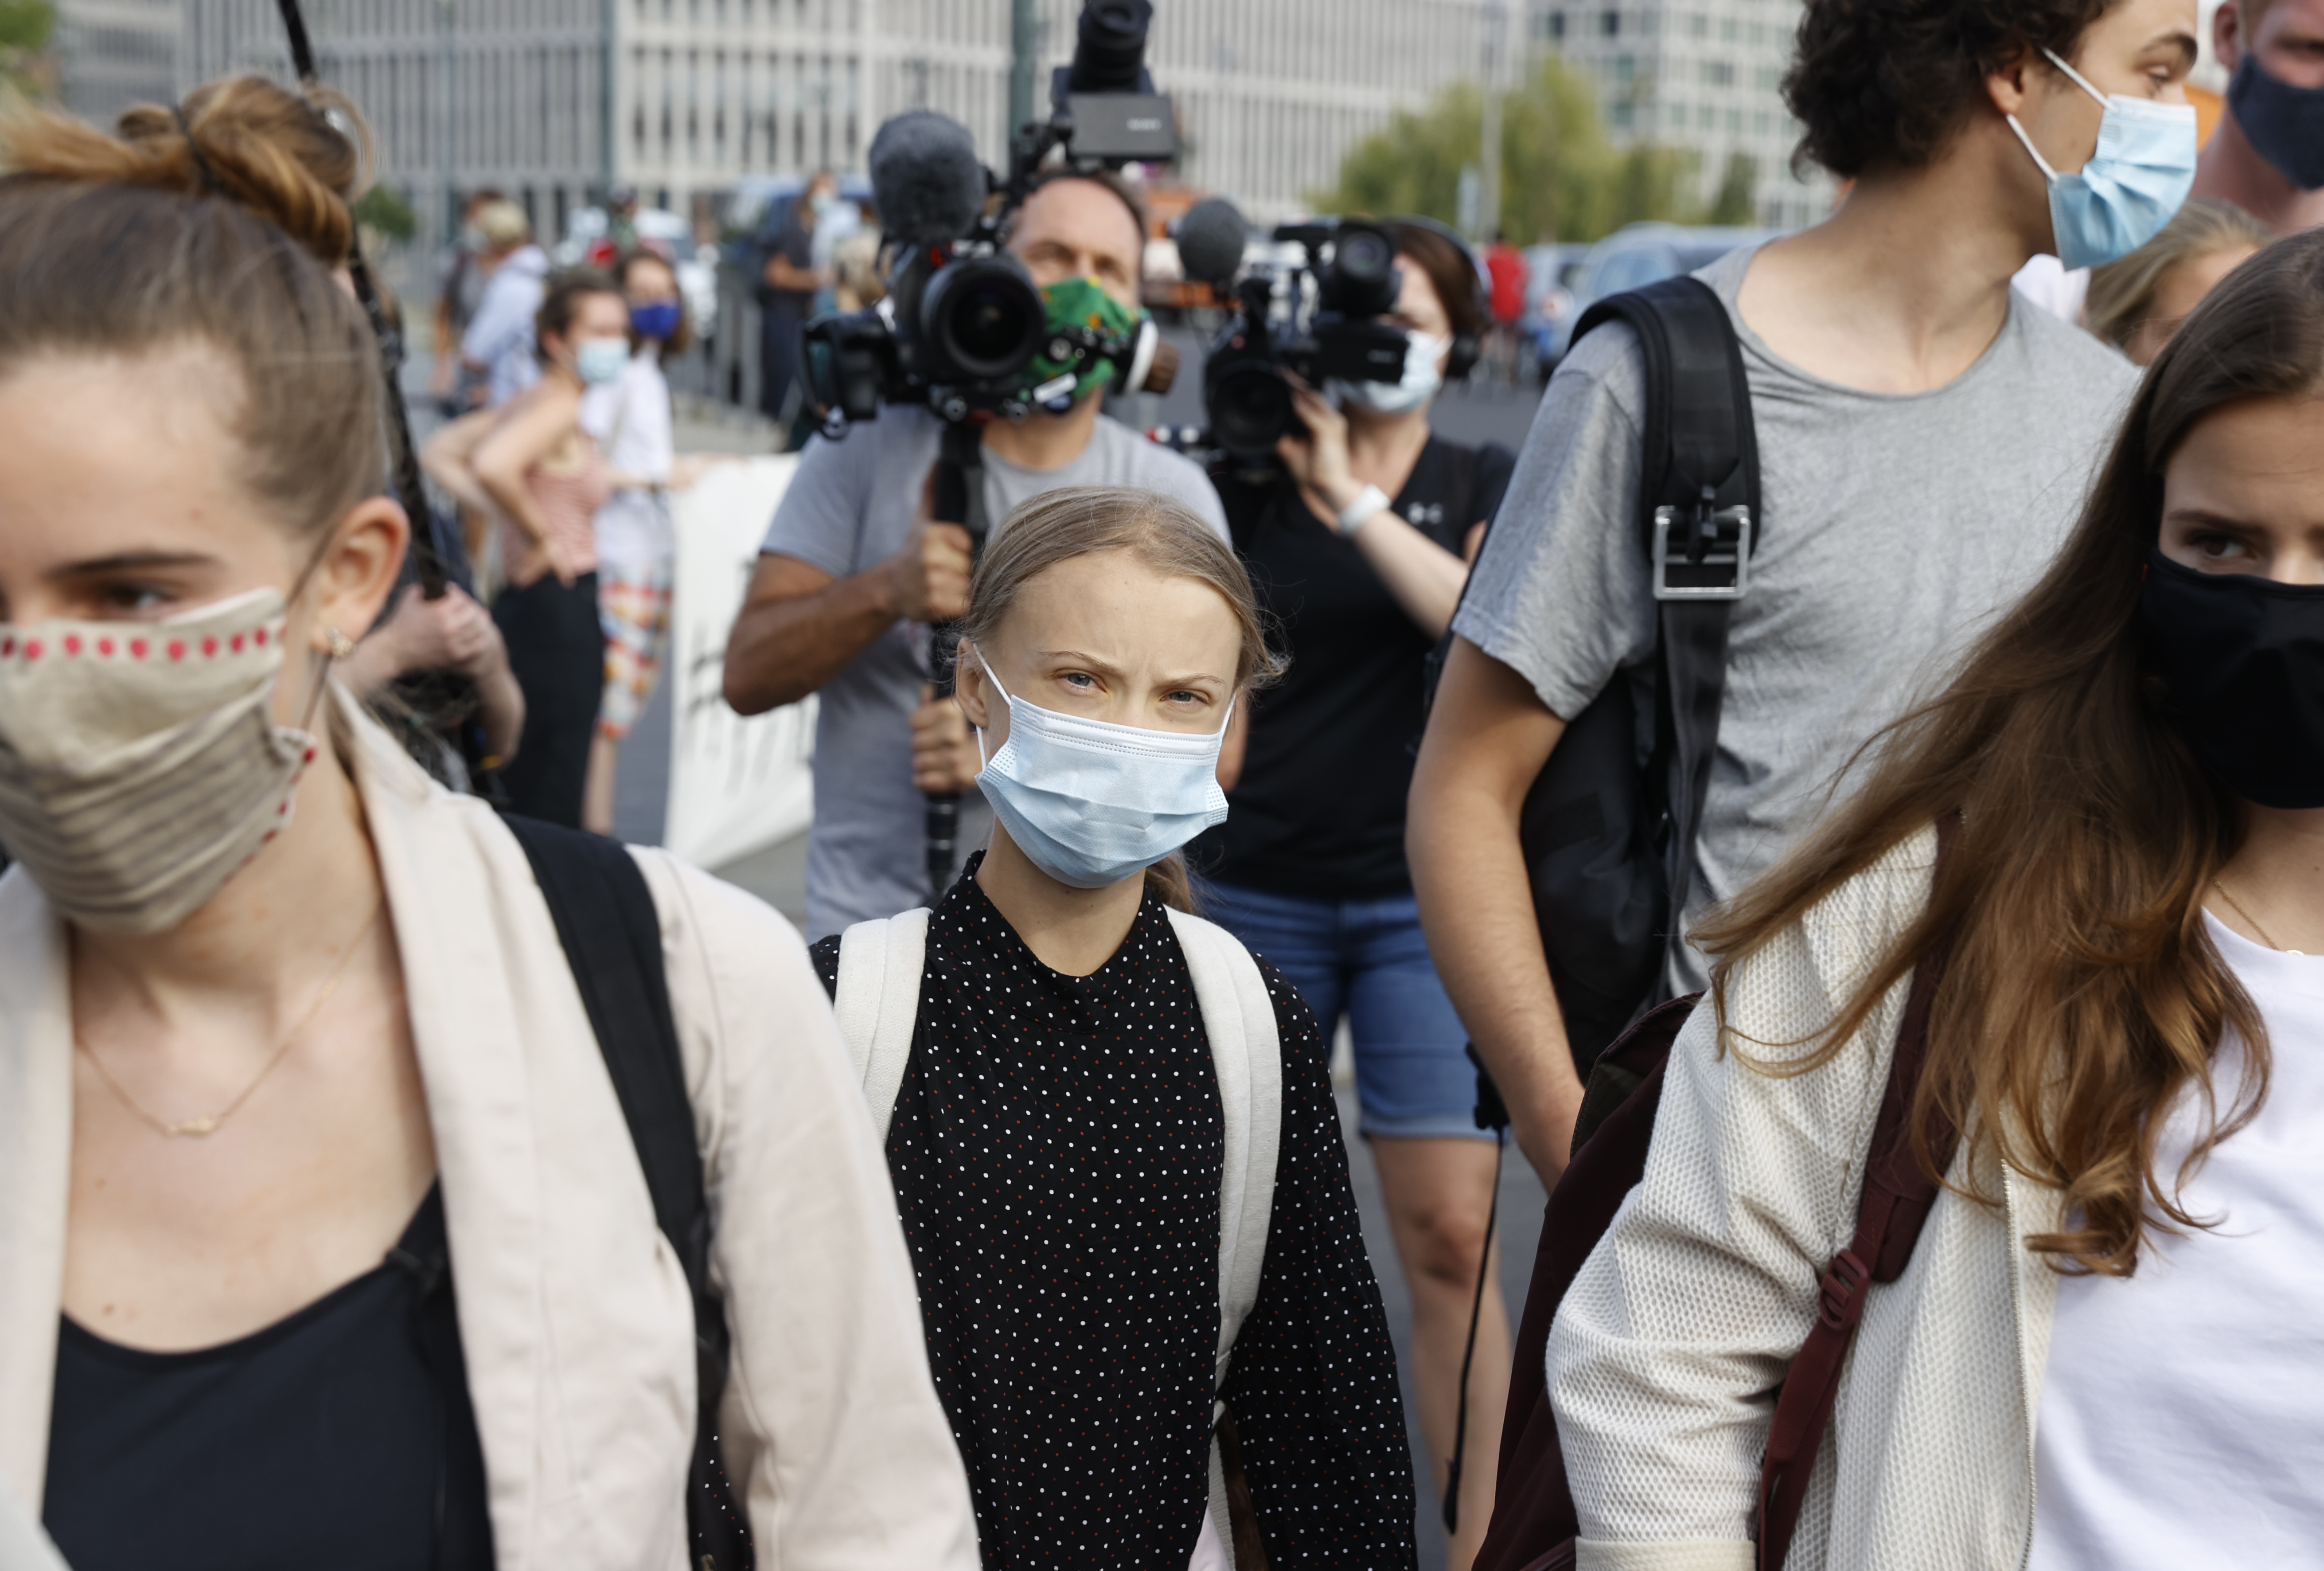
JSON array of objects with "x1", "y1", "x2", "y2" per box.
[{"x1": 1653, "y1": 488, "x2": 1754, "y2": 601}]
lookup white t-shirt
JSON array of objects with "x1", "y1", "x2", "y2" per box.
[
  {"x1": 578, "y1": 348, "x2": 675, "y2": 574},
  {"x1": 2028, "y1": 913, "x2": 2324, "y2": 1568}
]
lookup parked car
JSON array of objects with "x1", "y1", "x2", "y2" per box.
[
  {"x1": 1520, "y1": 242, "x2": 1590, "y2": 374},
  {"x1": 1536, "y1": 223, "x2": 1784, "y2": 369}
]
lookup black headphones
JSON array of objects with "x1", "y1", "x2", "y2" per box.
[{"x1": 1385, "y1": 213, "x2": 1488, "y2": 383}]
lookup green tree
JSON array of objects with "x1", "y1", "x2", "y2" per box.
[
  {"x1": 0, "y1": 0, "x2": 55, "y2": 101},
  {"x1": 354, "y1": 183, "x2": 418, "y2": 243},
  {"x1": 1708, "y1": 151, "x2": 1758, "y2": 226},
  {"x1": 1312, "y1": 56, "x2": 1702, "y2": 245}
]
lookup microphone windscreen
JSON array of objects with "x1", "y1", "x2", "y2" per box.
[
  {"x1": 1176, "y1": 197, "x2": 1249, "y2": 286},
  {"x1": 869, "y1": 111, "x2": 987, "y2": 248}
]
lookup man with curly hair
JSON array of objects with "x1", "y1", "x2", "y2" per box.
[{"x1": 1411, "y1": 0, "x2": 2194, "y2": 1187}]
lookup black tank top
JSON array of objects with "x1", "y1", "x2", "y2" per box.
[{"x1": 43, "y1": 1183, "x2": 493, "y2": 1571}]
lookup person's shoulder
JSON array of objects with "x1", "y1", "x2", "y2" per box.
[{"x1": 1101, "y1": 418, "x2": 1231, "y2": 528}]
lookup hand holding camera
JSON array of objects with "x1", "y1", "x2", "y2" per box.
[
  {"x1": 1274, "y1": 375, "x2": 1366, "y2": 519},
  {"x1": 887, "y1": 470, "x2": 976, "y2": 625}
]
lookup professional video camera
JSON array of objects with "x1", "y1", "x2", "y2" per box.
[
  {"x1": 801, "y1": 0, "x2": 1180, "y2": 434},
  {"x1": 1174, "y1": 197, "x2": 1414, "y2": 458}
]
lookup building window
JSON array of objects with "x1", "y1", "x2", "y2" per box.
[
  {"x1": 1599, "y1": 8, "x2": 1619, "y2": 35},
  {"x1": 1536, "y1": 8, "x2": 1564, "y2": 39},
  {"x1": 1615, "y1": 53, "x2": 1635, "y2": 82},
  {"x1": 1610, "y1": 98, "x2": 1633, "y2": 128}
]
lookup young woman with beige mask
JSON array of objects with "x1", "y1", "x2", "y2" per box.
[{"x1": 0, "y1": 84, "x2": 974, "y2": 1571}]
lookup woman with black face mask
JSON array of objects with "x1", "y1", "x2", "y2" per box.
[{"x1": 1537, "y1": 231, "x2": 2324, "y2": 1569}]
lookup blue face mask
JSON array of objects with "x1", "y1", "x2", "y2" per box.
[
  {"x1": 575, "y1": 337, "x2": 630, "y2": 385},
  {"x1": 629, "y1": 300, "x2": 682, "y2": 340},
  {"x1": 972, "y1": 657, "x2": 1232, "y2": 891},
  {"x1": 2227, "y1": 53, "x2": 2324, "y2": 191},
  {"x1": 2008, "y1": 49, "x2": 2197, "y2": 270}
]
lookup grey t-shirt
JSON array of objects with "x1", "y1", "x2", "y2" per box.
[
  {"x1": 762, "y1": 403, "x2": 1232, "y2": 939},
  {"x1": 1454, "y1": 244, "x2": 2135, "y2": 992}
]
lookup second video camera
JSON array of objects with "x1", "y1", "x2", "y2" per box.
[{"x1": 1181, "y1": 204, "x2": 1413, "y2": 457}]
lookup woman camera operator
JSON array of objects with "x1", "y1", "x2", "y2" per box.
[{"x1": 1201, "y1": 218, "x2": 1516, "y2": 1567}]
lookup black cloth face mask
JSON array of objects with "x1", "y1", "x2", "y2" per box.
[
  {"x1": 2142, "y1": 549, "x2": 2324, "y2": 809},
  {"x1": 2227, "y1": 54, "x2": 2324, "y2": 191}
]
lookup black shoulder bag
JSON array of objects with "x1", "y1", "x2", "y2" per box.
[
  {"x1": 503, "y1": 816, "x2": 754, "y2": 1571},
  {"x1": 1518, "y1": 275, "x2": 1761, "y2": 1074}
]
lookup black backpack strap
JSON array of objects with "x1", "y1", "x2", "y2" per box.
[
  {"x1": 1569, "y1": 274, "x2": 1761, "y2": 943},
  {"x1": 502, "y1": 815, "x2": 753, "y2": 1571}
]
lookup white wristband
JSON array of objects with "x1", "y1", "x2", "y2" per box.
[{"x1": 1337, "y1": 484, "x2": 1392, "y2": 538}]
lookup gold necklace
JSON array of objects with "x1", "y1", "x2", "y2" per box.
[
  {"x1": 77, "y1": 899, "x2": 384, "y2": 1138},
  {"x1": 2212, "y1": 880, "x2": 2302, "y2": 955}
]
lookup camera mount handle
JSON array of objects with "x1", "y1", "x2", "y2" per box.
[
  {"x1": 925, "y1": 417, "x2": 994, "y2": 903},
  {"x1": 273, "y1": 0, "x2": 449, "y2": 602}
]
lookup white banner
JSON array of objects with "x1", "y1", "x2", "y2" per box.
[{"x1": 663, "y1": 455, "x2": 817, "y2": 869}]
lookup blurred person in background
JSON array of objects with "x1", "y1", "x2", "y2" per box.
[
  {"x1": 756, "y1": 172, "x2": 836, "y2": 441},
  {"x1": 2087, "y1": 196, "x2": 2273, "y2": 360},
  {"x1": 457, "y1": 199, "x2": 547, "y2": 410},
  {"x1": 1412, "y1": 0, "x2": 2180, "y2": 1190},
  {"x1": 1485, "y1": 230, "x2": 1529, "y2": 384},
  {"x1": 833, "y1": 222, "x2": 886, "y2": 311},
  {"x1": 577, "y1": 250, "x2": 700, "y2": 836},
  {"x1": 429, "y1": 187, "x2": 503, "y2": 415},
  {"x1": 2191, "y1": 0, "x2": 2324, "y2": 234},
  {"x1": 1204, "y1": 218, "x2": 1515, "y2": 1568},
  {"x1": 426, "y1": 271, "x2": 643, "y2": 828}
]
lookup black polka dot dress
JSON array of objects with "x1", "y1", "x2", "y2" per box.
[{"x1": 811, "y1": 856, "x2": 1415, "y2": 1569}]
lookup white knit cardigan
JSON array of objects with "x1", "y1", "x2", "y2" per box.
[{"x1": 1548, "y1": 825, "x2": 2071, "y2": 1571}]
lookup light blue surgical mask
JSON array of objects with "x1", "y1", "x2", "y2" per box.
[
  {"x1": 2008, "y1": 49, "x2": 2197, "y2": 270},
  {"x1": 972, "y1": 656, "x2": 1232, "y2": 891},
  {"x1": 575, "y1": 337, "x2": 630, "y2": 385}
]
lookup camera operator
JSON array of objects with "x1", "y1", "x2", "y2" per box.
[
  {"x1": 722, "y1": 169, "x2": 1229, "y2": 939},
  {"x1": 1198, "y1": 218, "x2": 1516, "y2": 1569}
]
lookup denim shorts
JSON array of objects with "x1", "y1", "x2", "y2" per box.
[{"x1": 1200, "y1": 880, "x2": 1490, "y2": 1141}]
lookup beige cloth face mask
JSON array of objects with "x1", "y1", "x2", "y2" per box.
[{"x1": 0, "y1": 587, "x2": 322, "y2": 934}]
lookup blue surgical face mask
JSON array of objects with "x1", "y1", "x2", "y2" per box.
[
  {"x1": 2227, "y1": 53, "x2": 2324, "y2": 191},
  {"x1": 575, "y1": 337, "x2": 630, "y2": 385},
  {"x1": 629, "y1": 300, "x2": 682, "y2": 340},
  {"x1": 971, "y1": 655, "x2": 1232, "y2": 891},
  {"x1": 2008, "y1": 49, "x2": 2198, "y2": 270}
]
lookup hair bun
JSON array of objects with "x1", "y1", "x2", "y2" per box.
[{"x1": 70, "y1": 74, "x2": 365, "y2": 266}]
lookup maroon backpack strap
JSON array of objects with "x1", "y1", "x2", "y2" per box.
[{"x1": 1754, "y1": 814, "x2": 1961, "y2": 1570}]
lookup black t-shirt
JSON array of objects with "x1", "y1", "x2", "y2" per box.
[
  {"x1": 756, "y1": 204, "x2": 817, "y2": 316},
  {"x1": 44, "y1": 1184, "x2": 493, "y2": 1571},
  {"x1": 1198, "y1": 434, "x2": 1516, "y2": 900}
]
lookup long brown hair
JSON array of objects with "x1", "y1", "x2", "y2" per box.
[
  {"x1": 0, "y1": 82, "x2": 382, "y2": 540},
  {"x1": 1694, "y1": 230, "x2": 2324, "y2": 1277},
  {"x1": 957, "y1": 485, "x2": 1282, "y2": 912}
]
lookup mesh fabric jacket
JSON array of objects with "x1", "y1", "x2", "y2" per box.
[{"x1": 1548, "y1": 825, "x2": 2068, "y2": 1571}]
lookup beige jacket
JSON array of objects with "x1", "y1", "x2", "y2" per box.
[
  {"x1": 0, "y1": 699, "x2": 979, "y2": 1571},
  {"x1": 1549, "y1": 825, "x2": 2067, "y2": 1571}
]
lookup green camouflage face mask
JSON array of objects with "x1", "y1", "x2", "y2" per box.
[{"x1": 1028, "y1": 275, "x2": 1146, "y2": 404}]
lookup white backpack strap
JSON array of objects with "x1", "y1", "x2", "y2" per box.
[
  {"x1": 1166, "y1": 906, "x2": 1282, "y2": 1566},
  {"x1": 832, "y1": 907, "x2": 931, "y2": 1143}
]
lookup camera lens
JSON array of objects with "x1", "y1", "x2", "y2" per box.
[
  {"x1": 1319, "y1": 223, "x2": 1401, "y2": 318},
  {"x1": 1208, "y1": 362, "x2": 1292, "y2": 457},
  {"x1": 1068, "y1": 0, "x2": 1153, "y2": 92},
  {"x1": 922, "y1": 257, "x2": 1045, "y2": 383}
]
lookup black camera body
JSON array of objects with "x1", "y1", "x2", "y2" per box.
[
  {"x1": 1201, "y1": 218, "x2": 1412, "y2": 458},
  {"x1": 802, "y1": 0, "x2": 1180, "y2": 434}
]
